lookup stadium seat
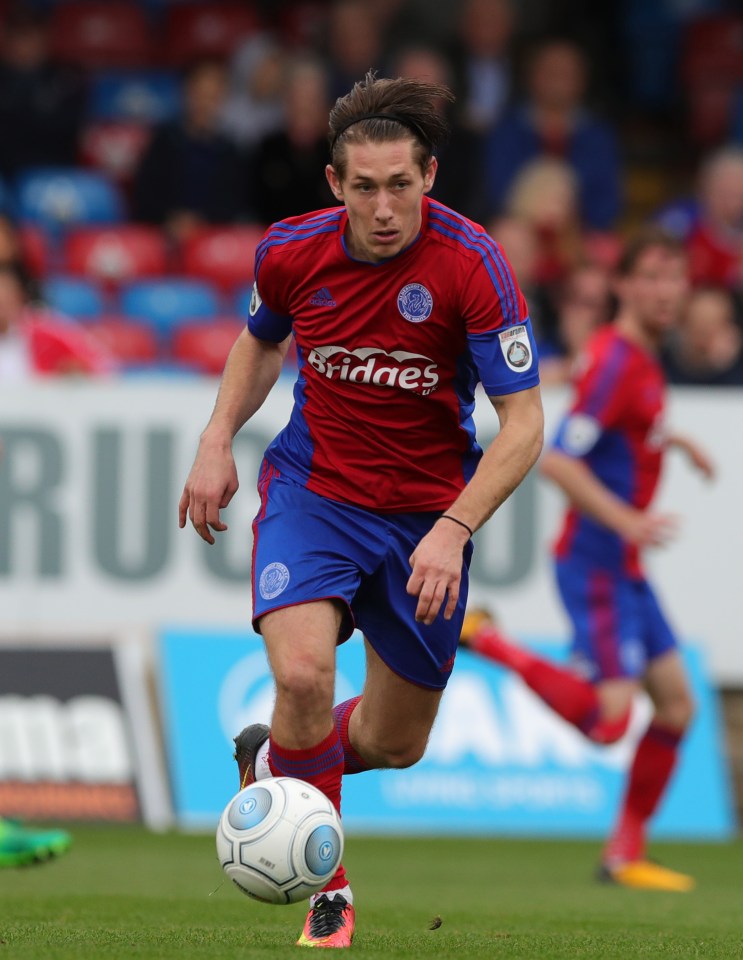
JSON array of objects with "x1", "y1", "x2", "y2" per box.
[
  {"x1": 79, "y1": 122, "x2": 153, "y2": 187},
  {"x1": 164, "y1": 2, "x2": 259, "y2": 65},
  {"x1": 177, "y1": 225, "x2": 264, "y2": 292},
  {"x1": 120, "y1": 277, "x2": 220, "y2": 341},
  {"x1": 49, "y1": 2, "x2": 154, "y2": 69},
  {"x1": 18, "y1": 226, "x2": 51, "y2": 278},
  {"x1": 63, "y1": 226, "x2": 170, "y2": 285},
  {"x1": 86, "y1": 316, "x2": 160, "y2": 368},
  {"x1": 88, "y1": 71, "x2": 183, "y2": 124},
  {"x1": 681, "y1": 14, "x2": 743, "y2": 145},
  {"x1": 233, "y1": 283, "x2": 253, "y2": 318},
  {"x1": 43, "y1": 276, "x2": 106, "y2": 321},
  {"x1": 16, "y1": 168, "x2": 125, "y2": 231},
  {"x1": 171, "y1": 317, "x2": 244, "y2": 374}
]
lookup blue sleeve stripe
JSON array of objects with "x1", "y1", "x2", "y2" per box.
[
  {"x1": 584, "y1": 339, "x2": 630, "y2": 418},
  {"x1": 428, "y1": 202, "x2": 518, "y2": 323},
  {"x1": 255, "y1": 217, "x2": 341, "y2": 277}
]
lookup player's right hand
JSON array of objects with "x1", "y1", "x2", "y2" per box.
[
  {"x1": 178, "y1": 439, "x2": 239, "y2": 544},
  {"x1": 619, "y1": 510, "x2": 679, "y2": 548}
]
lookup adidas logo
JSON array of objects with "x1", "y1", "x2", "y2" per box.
[{"x1": 309, "y1": 287, "x2": 337, "y2": 307}]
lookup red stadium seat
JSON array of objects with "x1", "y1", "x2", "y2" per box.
[
  {"x1": 681, "y1": 14, "x2": 743, "y2": 145},
  {"x1": 87, "y1": 317, "x2": 160, "y2": 367},
  {"x1": 80, "y1": 122, "x2": 153, "y2": 187},
  {"x1": 164, "y1": 2, "x2": 260, "y2": 66},
  {"x1": 63, "y1": 226, "x2": 169, "y2": 285},
  {"x1": 177, "y1": 225, "x2": 264, "y2": 292},
  {"x1": 18, "y1": 226, "x2": 50, "y2": 278},
  {"x1": 171, "y1": 317, "x2": 244, "y2": 374},
  {"x1": 50, "y1": 2, "x2": 153, "y2": 69}
]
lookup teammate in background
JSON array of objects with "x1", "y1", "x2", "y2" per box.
[
  {"x1": 462, "y1": 226, "x2": 714, "y2": 892},
  {"x1": 180, "y1": 72, "x2": 543, "y2": 947},
  {"x1": 0, "y1": 819, "x2": 71, "y2": 867}
]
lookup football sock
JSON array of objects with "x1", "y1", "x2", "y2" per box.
[
  {"x1": 332, "y1": 696, "x2": 372, "y2": 774},
  {"x1": 471, "y1": 623, "x2": 612, "y2": 739},
  {"x1": 604, "y1": 720, "x2": 683, "y2": 864},
  {"x1": 268, "y1": 728, "x2": 349, "y2": 892}
]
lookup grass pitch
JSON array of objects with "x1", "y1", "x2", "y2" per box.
[{"x1": 0, "y1": 826, "x2": 741, "y2": 959}]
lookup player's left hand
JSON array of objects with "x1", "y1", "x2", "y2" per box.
[
  {"x1": 685, "y1": 441, "x2": 716, "y2": 480},
  {"x1": 406, "y1": 519, "x2": 471, "y2": 625}
]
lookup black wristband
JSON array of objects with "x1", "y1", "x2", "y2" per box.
[{"x1": 439, "y1": 514, "x2": 474, "y2": 538}]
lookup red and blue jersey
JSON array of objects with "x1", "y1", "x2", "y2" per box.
[
  {"x1": 551, "y1": 326, "x2": 667, "y2": 576},
  {"x1": 246, "y1": 196, "x2": 539, "y2": 513}
]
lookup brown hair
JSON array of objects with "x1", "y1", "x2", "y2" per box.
[
  {"x1": 616, "y1": 225, "x2": 685, "y2": 276},
  {"x1": 328, "y1": 70, "x2": 454, "y2": 179}
]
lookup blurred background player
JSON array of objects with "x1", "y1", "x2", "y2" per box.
[
  {"x1": 461, "y1": 226, "x2": 714, "y2": 892},
  {"x1": 180, "y1": 72, "x2": 543, "y2": 947}
]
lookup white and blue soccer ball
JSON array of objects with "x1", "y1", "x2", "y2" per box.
[{"x1": 216, "y1": 777, "x2": 344, "y2": 905}]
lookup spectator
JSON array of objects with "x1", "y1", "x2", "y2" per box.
[
  {"x1": 686, "y1": 147, "x2": 743, "y2": 290},
  {"x1": 449, "y1": 0, "x2": 513, "y2": 135},
  {"x1": 0, "y1": 7, "x2": 85, "y2": 180},
  {"x1": 505, "y1": 157, "x2": 586, "y2": 287},
  {"x1": 251, "y1": 57, "x2": 336, "y2": 225},
  {"x1": 132, "y1": 59, "x2": 247, "y2": 243},
  {"x1": 483, "y1": 37, "x2": 622, "y2": 230},
  {"x1": 0, "y1": 262, "x2": 112, "y2": 380},
  {"x1": 393, "y1": 45, "x2": 484, "y2": 219},
  {"x1": 487, "y1": 214, "x2": 555, "y2": 344},
  {"x1": 662, "y1": 286, "x2": 743, "y2": 386},
  {"x1": 325, "y1": 0, "x2": 387, "y2": 101},
  {"x1": 539, "y1": 262, "x2": 612, "y2": 386},
  {"x1": 220, "y1": 34, "x2": 287, "y2": 150}
]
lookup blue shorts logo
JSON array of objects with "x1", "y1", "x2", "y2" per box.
[
  {"x1": 397, "y1": 283, "x2": 433, "y2": 323},
  {"x1": 259, "y1": 562, "x2": 290, "y2": 600}
]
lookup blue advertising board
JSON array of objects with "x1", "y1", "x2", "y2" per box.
[{"x1": 158, "y1": 629, "x2": 736, "y2": 837}]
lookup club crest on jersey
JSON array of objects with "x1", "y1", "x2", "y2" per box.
[
  {"x1": 259, "y1": 562, "x2": 290, "y2": 600},
  {"x1": 397, "y1": 283, "x2": 433, "y2": 323},
  {"x1": 498, "y1": 324, "x2": 533, "y2": 372}
]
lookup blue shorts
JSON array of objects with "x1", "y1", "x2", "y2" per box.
[
  {"x1": 251, "y1": 461, "x2": 473, "y2": 690},
  {"x1": 556, "y1": 557, "x2": 678, "y2": 683}
]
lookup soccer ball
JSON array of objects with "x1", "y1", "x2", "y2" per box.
[{"x1": 216, "y1": 777, "x2": 344, "y2": 905}]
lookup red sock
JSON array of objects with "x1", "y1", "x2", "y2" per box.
[
  {"x1": 268, "y1": 728, "x2": 349, "y2": 892},
  {"x1": 604, "y1": 721, "x2": 683, "y2": 864},
  {"x1": 473, "y1": 624, "x2": 602, "y2": 735},
  {"x1": 332, "y1": 696, "x2": 371, "y2": 775}
]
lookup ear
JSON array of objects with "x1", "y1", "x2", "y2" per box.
[
  {"x1": 326, "y1": 164, "x2": 345, "y2": 202},
  {"x1": 422, "y1": 156, "x2": 438, "y2": 195}
]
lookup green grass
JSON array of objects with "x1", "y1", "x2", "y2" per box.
[{"x1": 0, "y1": 827, "x2": 741, "y2": 958}]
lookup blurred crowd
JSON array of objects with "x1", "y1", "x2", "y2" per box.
[{"x1": 1, "y1": 0, "x2": 743, "y2": 386}]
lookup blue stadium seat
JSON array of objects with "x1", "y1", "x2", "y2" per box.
[
  {"x1": 16, "y1": 168, "x2": 125, "y2": 231},
  {"x1": 120, "y1": 278, "x2": 220, "y2": 341},
  {"x1": 89, "y1": 70, "x2": 183, "y2": 123},
  {"x1": 43, "y1": 276, "x2": 106, "y2": 321},
  {"x1": 234, "y1": 283, "x2": 253, "y2": 318}
]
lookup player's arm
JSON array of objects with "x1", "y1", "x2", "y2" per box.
[
  {"x1": 540, "y1": 448, "x2": 677, "y2": 547},
  {"x1": 179, "y1": 327, "x2": 292, "y2": 544},
  {"x1": 665, "y1": 431, "x2": 716, "y2": 480},
  {"x1": 407, "y1": 385, "x2": 544, "y2": 626}
]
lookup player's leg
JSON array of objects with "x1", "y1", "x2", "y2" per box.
[
  {"x1": 461, "y1": 562, "x2": 635, "y2": 744},
  {"x1": 601, "y1": 582, "x2": 695, "y2": 891}
]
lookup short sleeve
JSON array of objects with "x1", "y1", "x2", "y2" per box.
[
  {"x1": 551, "y1": 339, "x2": 631, "y2": 457},
  {"x1": 461, "y1": 234, "x2": 540, "y2": 396},
  {"x1": 246, "y1": 231, "x2": 293, "y2": 342}
]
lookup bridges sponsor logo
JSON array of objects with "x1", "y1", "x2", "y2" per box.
[{"x1": 306, "y1": 345, "x2": 439, "y2": 396}]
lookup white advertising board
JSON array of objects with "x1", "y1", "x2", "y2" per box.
[{"x1": 1, "y1": 380, "x2": 741, "y2": 682}]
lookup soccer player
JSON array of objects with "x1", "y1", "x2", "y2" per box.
[
  {"x1": 180, "y1": 72, "x2": 543, "y2": 947},
  {"x1": 462, "y1": 226, "x2": 714, "y2": 893}
]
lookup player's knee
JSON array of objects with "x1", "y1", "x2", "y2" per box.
[
  {"x1": 274, "y1": 659, "x2": 334, "y2": 710},
  {"x1": 587, "y1": 708, "x2": 631, "y2": 745},
  {"x1": 656, "y1": 689, "x2": 695, "y2": 732}
]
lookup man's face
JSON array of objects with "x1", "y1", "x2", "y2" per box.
[
  {"x1": 326, "y1": 139, "x2": 436, "y2": 263},
  {"x1": 620, "y1": 247, "x2": 689, "y2": 338}
]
